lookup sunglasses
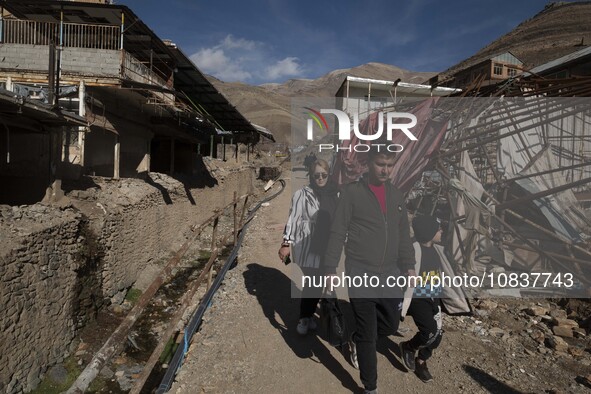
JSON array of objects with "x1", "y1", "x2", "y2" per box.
[{"x1": 314, "y1": 173, "x2": 328, "y2": 180}]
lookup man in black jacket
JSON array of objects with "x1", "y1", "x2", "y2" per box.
[{"x1": 324, "y1": 145, "x2": 415, "y2": 394}]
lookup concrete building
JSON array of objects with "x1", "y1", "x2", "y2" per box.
[
  {"x1": 0, "y1": 0, "x2": 269, "y2": 205},
  {"x1": 335, "y1": 75, "x2": 461, "y2": 120}
]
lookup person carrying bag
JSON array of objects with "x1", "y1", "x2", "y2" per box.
[{"x1": 319, "y1": 290, "x2": 347, "y2": 347}]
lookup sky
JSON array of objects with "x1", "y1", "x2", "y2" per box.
[{"x1": 119, "y1": 0, "x2": 559, "y2": 85}]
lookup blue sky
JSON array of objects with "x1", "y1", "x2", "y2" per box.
[{"x1": 120, "y1": 0, "x2": 554, "y2": 85}]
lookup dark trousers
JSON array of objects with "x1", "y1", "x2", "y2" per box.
[
  {"x1": 300, "y1": 297, "x2": 320, "y2": 318},
  {"x1": 299, "y1": 266, "x2": 322, "y2": 318},
  {"x1": 407, "y1": 298, "x2": 442, "y2": 361},
  {"x1": 350, "y1": 297, "x2": 402, "y2": 391}
]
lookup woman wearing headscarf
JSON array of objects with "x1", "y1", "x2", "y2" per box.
[{"x1": 279, "y1": 158, "x2": 339, "y2": 335}]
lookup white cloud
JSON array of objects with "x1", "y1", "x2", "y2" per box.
[
  {"x1": 190, "y1": 35, "x2": 304, "y2": 83},
  {"x1": 220, "y1": 35, "x2": 259, "y2": 51},
  {"x1": 264, "y1": 57, "x2": 302, "y2": 80},
  {"x1": 191, "y1": 46, "x2": 252, "y2": 81}
]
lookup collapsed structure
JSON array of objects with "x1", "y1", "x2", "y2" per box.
[
  {"x1": 0, "y1": 0, "x2": 272, "y2": 206},
  {"x1": 330, "y1": 46, "x2": 591, "y2": 296}
]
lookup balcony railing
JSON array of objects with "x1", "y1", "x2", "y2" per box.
[
  {"x1": 1, "y1": 18, "x2": 120, "y2": 50},
  {"x1": 122, "y1": 51, "x2": 169, "y2": 88},
  {"x1": 0, "y1": 19, "x2": 172, "y2": 92}
]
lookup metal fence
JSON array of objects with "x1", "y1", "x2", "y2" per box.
[
  {"x1": 122, "y1": 51, "x2": 169, "y2": 87},
  {"x1": 1, "y1": 19, "x2": 120, "y2": 50}
]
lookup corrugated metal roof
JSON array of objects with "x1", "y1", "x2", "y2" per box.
[
  {"x1": 252, "y1": 123, "x2": 275, "y2": 141},
  {"x1": 524, "y1": 46, "x2": 591, "y2": 77},
  {"x1": 338, "y1": 76, "x2": 461, "y2": 97},
  {"x1": 0, "y1": 87, "x2": 88, "y2": 128},
  {"x1": 167, "y1": 45, "x2": 262, "y2": 142}
]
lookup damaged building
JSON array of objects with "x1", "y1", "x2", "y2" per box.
[
  {"x1": 0, "y1": 0, "x2": 271, "y2": 206},
  {"x1": 327, "y1": 46, "x2": 591, "y2": 298},
  {"x1": 0, "y1": 1, "x2": 273, "y2": 392},
  {"x1": 410, "y1": 47, "x2": 591, "y2": 295}
]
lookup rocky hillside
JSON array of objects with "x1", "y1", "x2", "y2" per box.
[
  {"x1": 443, "y1": 1, "x2": 591, "y2": 77},
  {"x1": 208, "y1": 63, "x2": 434, "y2": 143}
]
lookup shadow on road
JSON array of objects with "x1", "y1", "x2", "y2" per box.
[
  {"x1": 463, "y1": 365, "x2": 523, "y2": 394},
  {"x1": 243, "y1": 263, "x2": 360, "y2": 393},
  {"x1": 376, "y1": 336, "x2": 407, "y2": 373}
]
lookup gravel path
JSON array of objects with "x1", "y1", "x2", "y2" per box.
[{"x1": 170, "y1": 170, "x2": 591, "y2": 394}]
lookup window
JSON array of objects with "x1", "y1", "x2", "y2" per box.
[
  {"x1": 507, "y1": 68, "x2": 517, "y2": 77},
  {"x1": 493, "y1": 63, "x2": 503, "y2": 76}
]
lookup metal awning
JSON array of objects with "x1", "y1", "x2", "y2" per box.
[
  {"x1": 166, "y1": 45, "x2": 263, "y2": 141},
  {"x1": 253, "y1": 123, "x2": 275, "y2": 141},
  {"x1": 337, "y1": 76, "x2": 462, "y2": 97},
  {"x1": 0, "y1": 87, "x2": 87, "y2": 130}
]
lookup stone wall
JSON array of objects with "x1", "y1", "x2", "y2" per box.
[
  {"x1": 91, "y1": 170, "x2": 255, "y2": 298},
  {"x1": 0, "y1": 165, "x2": 257, "y2": 393},
  {"x1": 0, "y1": 205, "x2": 82, "y2": 393}
]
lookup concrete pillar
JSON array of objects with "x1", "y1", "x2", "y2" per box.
[
  {"x1": 0, "y1": 7, "x2": 4, "y2": 43},
  {"x1": 114, "y1": 136, "x2": 120, "y2": 179},
  {"x1": 78, "y1": 81, "x2": 86, "y2": 167},
  {"x1": 169, "y1": 138, "x2": 175, "y2": 174},
  {"x1": 222, "y1": 136, "x2": 225, "y2": 161},
  {"x1": 136, "y1": 139, "x2": 150, "y2": 173},
  {"x1": 146, "y1": 139, "x2": 151, "y2": 172},
  {"x1": 43, "y1": 128, "x2": 65, "y2": 203},
  {"x1": 6, "y1": 76, "x2": 12, "y2": 92},
  {"x1": 61, "y1": 128, "x2": 69, "y2": 162}
]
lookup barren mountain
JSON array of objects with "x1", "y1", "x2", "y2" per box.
[
  {"x1": 211, "y1": 2, "x2": 591, "y2": 143},
  {"x1": 442, "y1": 1, "x2": 591, "y2": 78},
  {"x1": 208, "y1": 63, "x2": 434, "y2": 142}
]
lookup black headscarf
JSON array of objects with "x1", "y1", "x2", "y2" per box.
[{"x1": 309, "y1": 180, "x2": 339, "y2": 259}]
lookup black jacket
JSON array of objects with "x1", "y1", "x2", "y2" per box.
[{"x1": 324, "y1": 176, "x2": 415, "y2": 276}]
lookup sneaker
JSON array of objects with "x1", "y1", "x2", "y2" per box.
[
  {"x1": 296, "y1": 318, "x2": 310, "y2": 335},
  {"x1": 399, "y1": 341, "x2": 416, "y2": 372},
  {"x1": 347, "y1": 340, "x2": 359, "y2": 369},
  {"x1": 415, "y1": 359, "x2": 433, "y2": 382},
  {"x1": 363, "y1": 389, "x2": 378, "y2": 394}
]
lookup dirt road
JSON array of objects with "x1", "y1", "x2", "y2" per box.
[{"x1": 170, "y1": 170, "x2": 590, "y2": 394}]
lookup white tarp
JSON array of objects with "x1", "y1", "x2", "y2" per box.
[
  {"x1": 450, "y1": 150, "x2": 493, "y2": 273},
  {"x1": 515, "y1": 146, "x2": 591, "y2": 243}
]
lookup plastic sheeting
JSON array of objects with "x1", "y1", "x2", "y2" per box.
[
  {"x1": 331, "y1": 98, "x2": 448, "y2": 192},
  {"x1": 449, "y1": 151, "x2": 493, "y2": 272},
  {"x1": 514, "y1": 146, "x2": 591, "y2": 243}
]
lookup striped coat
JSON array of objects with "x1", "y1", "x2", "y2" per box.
[{"x1": 283, "y1": 185, "x2": 322, "y2": 269}]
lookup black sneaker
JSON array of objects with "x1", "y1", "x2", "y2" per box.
[
  {"x1": 415, "y1": 359, "x2": 433, "y2": 382},
  {"x1": 399, "y1": 341, "x2": 416, "y2": 372}
]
